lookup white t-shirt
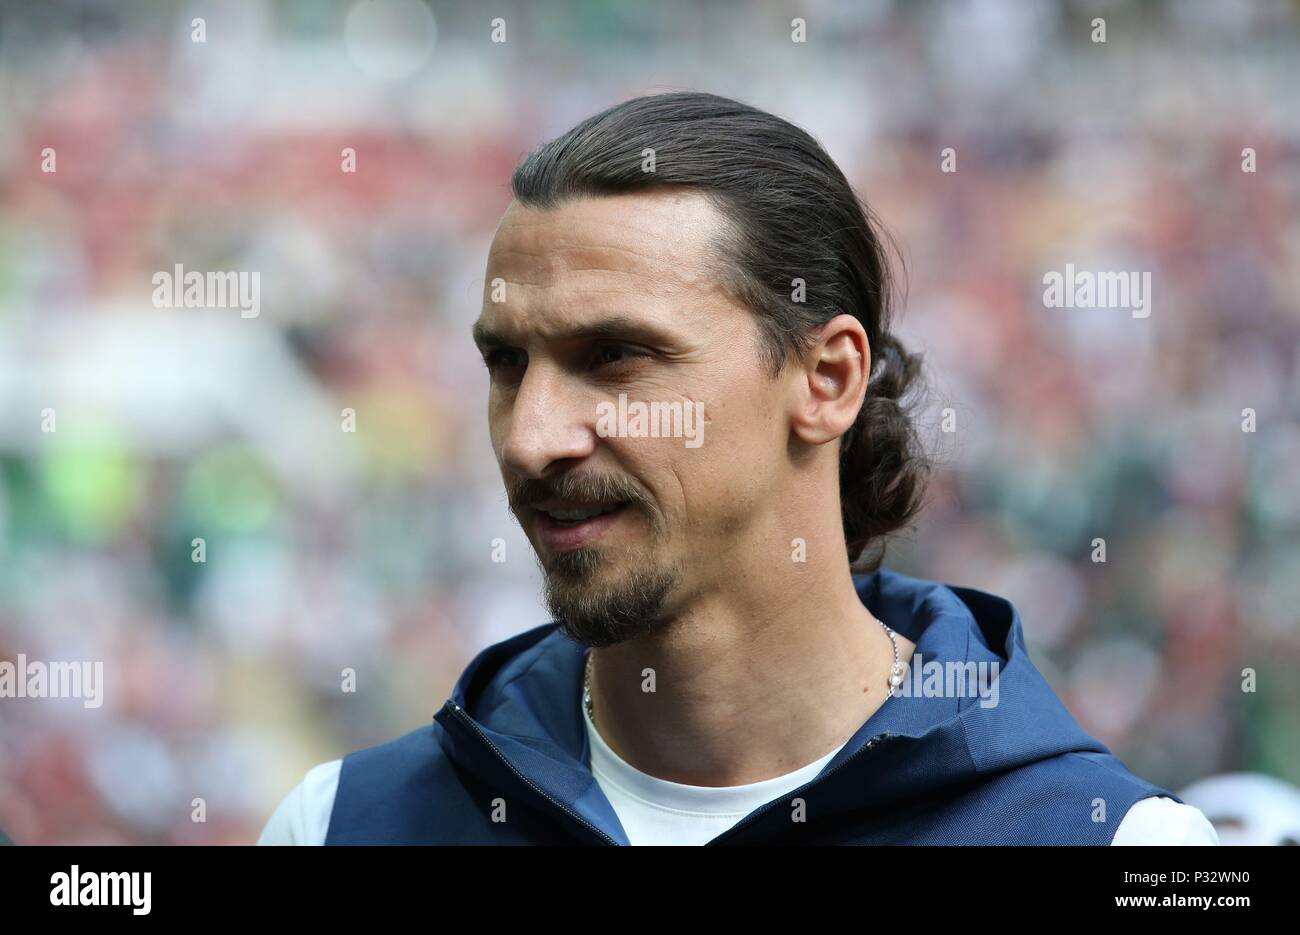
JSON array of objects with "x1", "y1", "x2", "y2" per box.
[
  {"x1": 258, "y1": 701, "x2": 1220, "y2": 845},
  {"x1": 584, "y1": 699, "x2": 849, "y2": 845}
]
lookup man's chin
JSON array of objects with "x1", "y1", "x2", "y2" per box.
[
  {"x1": 541, "y1": 556, "x2": 680, "y2": 648},
  {"x1": 540, "y1": 544, "x2": 607, "y2": 581}
]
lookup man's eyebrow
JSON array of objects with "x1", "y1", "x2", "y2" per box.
[{"x1": 471, "y1": 315, "x2": 681, "y2": 350}]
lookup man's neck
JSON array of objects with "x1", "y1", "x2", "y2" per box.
[{"x1": 587, "y1": 558, "x2": 914, "y2": 786}]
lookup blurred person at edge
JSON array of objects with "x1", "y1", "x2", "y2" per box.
[{"x1": 260, "y1": 92, "x2": 1215, "y2": 846}]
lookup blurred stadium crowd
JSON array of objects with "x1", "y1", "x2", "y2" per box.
[{"x1": 0, "y1": 0, "x2": 1297, "y2": 843}]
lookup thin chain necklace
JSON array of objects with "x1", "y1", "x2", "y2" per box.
[{"x1": 583, "y1": 616, "x2": 904, "y2": 728}]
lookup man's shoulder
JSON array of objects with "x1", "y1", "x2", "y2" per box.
[
  {"x1": 334, "y1": 722, "x2": 458, "y2": 799},
  {"x1": 940, "y1": 748, "x2": 1201, "y2": 844},
  {"x1": 257, "y1": 723, "x2": 453, "y2": 845}
]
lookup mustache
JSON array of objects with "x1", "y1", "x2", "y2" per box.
[{"x1": 507, "y1": 473, "x2": 655, "y2": 515}]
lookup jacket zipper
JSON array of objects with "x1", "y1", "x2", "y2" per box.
[
  {"x1": 705, "y1": 731, "x2": 897, "y2": 845},
  {"x1": 445, "y1": 701, "x2": 620, "y2": 846}
]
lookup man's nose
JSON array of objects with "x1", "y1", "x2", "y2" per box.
[{"x1": 498, "y1": 363, "x2": 596, "y2": 479}]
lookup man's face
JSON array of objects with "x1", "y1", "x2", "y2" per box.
[{"x1": 474, "y1": 189, "x2": 787, "y2": 647}]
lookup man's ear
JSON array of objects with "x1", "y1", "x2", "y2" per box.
[{"x1": 788, "y1": 314, "x2": 871, "y2": 447}]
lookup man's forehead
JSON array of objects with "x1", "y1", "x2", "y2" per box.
[{"x1": 486, "y1": 189, "x2": 729, "y2": 289}]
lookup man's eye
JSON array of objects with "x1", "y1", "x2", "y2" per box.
[
  {"x1": 483, "y1": 349, "x2": 524, "y2": 370},
  {"x1": 593, "y1": 344, "x2": 649, "y2": 368}
]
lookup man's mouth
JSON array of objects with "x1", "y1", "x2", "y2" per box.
[
  {"x1": 531, "y1": 499, "x2": 633, "y2": 550},
  {"x1": 534, "y1": 499, "x2": 630, "y2": 526}
]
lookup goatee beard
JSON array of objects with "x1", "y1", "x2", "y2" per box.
[{"x1": 540, "y1": 548, "x2": 680, "y2": 647}]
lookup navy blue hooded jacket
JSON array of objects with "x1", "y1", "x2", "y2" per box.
[{"x1": 324, "y1": 568, "x2": 1177, "y2": 844}]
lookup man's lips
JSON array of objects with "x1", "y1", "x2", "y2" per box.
[{"x1": 531, "y1": 502, "x2": 632, "y2": 551}]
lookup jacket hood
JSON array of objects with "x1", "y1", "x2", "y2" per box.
[{"x1": 431, "y1": 567, "x2": 1138, "y2": 844}]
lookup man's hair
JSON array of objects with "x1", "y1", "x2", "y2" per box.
[{"x1": 510, "y1": 90, "x2": 930, "y2": 571}]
